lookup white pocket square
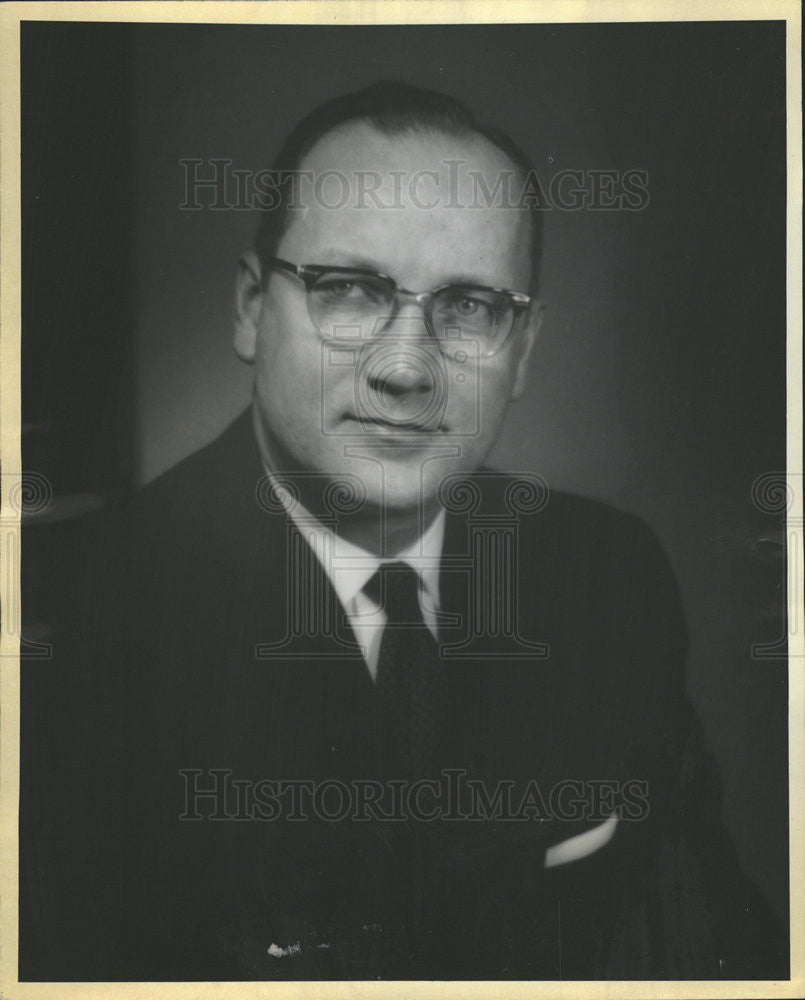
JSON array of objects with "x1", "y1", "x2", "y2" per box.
[{"x1": 544, "y1": 813, "x2": 618, "y2": 869}]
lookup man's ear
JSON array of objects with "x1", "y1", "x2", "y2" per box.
[
  {"x1": 232, "y1": 250, "x2": 265, "y2": 363},
  {"x1": 510, "y1": 299, "x2": 544, "y2": 400}
]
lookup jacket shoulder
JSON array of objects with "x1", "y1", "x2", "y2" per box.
[{"x1": 462, "y1": 468, "x2": 662, "y2": 554}]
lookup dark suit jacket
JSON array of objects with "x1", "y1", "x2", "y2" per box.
[{"x1": 19, "y1": 410, "x2": 787, "y2": 980}]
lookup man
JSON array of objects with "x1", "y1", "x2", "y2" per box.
[{"x1": 20, "y1": 82, "x2": 785, "y2": 981}]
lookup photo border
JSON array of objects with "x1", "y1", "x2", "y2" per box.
[{"x1": 1, "y1": 2, "x2": 801, "y2": 998}]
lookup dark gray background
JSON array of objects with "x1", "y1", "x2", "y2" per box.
[{"x1": 22, "y1": 19, "x2": 788, "y2": 926}]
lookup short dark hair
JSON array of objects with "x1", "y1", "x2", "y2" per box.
[{"x1": 253, "y1": 81, "x2": 542, "y2": 293}]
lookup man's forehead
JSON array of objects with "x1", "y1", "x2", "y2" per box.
[
  {"x1": 299, "y1": 119, "x2": 520, "y2": 199},
  {"x1": 278, "y1": 119, "x2": 533, "y2": 287}
]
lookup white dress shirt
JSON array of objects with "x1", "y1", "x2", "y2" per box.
[
  {"x1": 260, "y1": 463, "x2": 444, "y2": 680},
  {"x1": 289, "y1": 505, "x2": 444, "y2": 679}
]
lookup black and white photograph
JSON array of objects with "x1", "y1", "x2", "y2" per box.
[{"x1": 1, "y1": 1, "x2": 801, "y2": 993}]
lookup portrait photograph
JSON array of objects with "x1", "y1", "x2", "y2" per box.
[{"x1": 0, "y1": 2, "x2": 801, "y2": 997}]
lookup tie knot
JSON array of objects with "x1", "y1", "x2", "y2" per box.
[{"x1": 366, "y1": 561, "x2": 423, "y2": 625}]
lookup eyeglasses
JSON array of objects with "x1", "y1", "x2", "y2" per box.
[{"x1": 264, "y1": 255, "x2": 532, "y2": 358}]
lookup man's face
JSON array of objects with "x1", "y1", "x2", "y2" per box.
[{"x1": 234, "y1": 121, "x2": 539, "y2": 514}]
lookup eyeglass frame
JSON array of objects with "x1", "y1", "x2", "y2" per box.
[{"x1": 261, "y1": 254, "x2": 533, "y2": 357}]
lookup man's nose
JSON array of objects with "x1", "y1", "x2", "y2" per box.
[{"x1": 363, "y1": 306, "x2": 439, "y2": 397}]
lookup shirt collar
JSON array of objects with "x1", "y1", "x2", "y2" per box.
[{"x1": 289, "y1": 505, "x2": 445, "y2": 613}]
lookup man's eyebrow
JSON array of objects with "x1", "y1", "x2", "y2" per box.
[
  {"x1": 313, "y1": 249, "x2": 504, "y2": 289},
  {"x1": 314, "y1": 249, "x2": 387, "y2": 272},
  {"x1": 436, "y1": 273, "x2": 504, "y2": 288}
]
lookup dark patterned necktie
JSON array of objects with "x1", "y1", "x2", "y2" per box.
[
  {"x1": 362, "y1": 561, "x2": 450, "y2": 962},
  {"x1": 367, "y1": 561, "x2": 447, "y2": 779}
]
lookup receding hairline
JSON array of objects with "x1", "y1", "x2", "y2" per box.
[
  {"x1": 268, "y1": 119, "x2": 539, "y2": 297},
  {"x1": 296, "y1": 116, "x2": 529, "y2": 180},
  {"x1": 253, "y1": 83, "x2": 544, "y2": 293}
]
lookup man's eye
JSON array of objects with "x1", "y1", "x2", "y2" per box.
[
  {"x1": 315, "y1": 276, "x2": 389, "y2": 306},
  {"x1": 454, "y1": 297, "x2": 484, "y2": 316},
  {"x1": 438, "y1": 293, "x2": 495, "y2": 322},
  {"x1": 319, "y1": 279, "x2": 360, "y2": 298}
]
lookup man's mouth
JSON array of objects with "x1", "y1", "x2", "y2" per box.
[{"x1": 343, "y1": 414, "x2": 443, "y2": 434}]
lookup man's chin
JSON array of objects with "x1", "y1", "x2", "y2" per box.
[
  {"x1": 359, "y1": 461, "x2": 461, "y2": 514},
  {"x1": 354, "y1": 482, "x2": 437, "y2": 516}
]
